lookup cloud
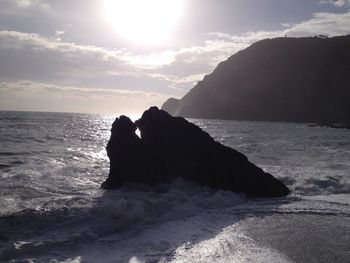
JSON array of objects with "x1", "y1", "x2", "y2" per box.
[
  {"x1": 0, "y1": 29, "x2": 254, "y2": 95},
  {"x1": 0, "y1": 80, "x2": 167, "y2": 114},
  {"x1": 0, "y1": 30, "x2": 180, "y2": 95},
  {"x1": 319, "y1": 0, "x2": 350, "y2": 7},
  {"x1": 143, "y1": 30, "x2": 288, "y2": 90},
  {"x1": 15, "y1": 0, "x2": 48, "y2": 9},
  {"x1": 284, "y1": 11, "x2": 350, "y2": 36},
  {"x1": 54, "y1": 30, "x2": 64, "y2": 41},
  {"x1": 0, "y1": 30, "x2": 170, "y2": 68},
  {"x1": 0, "y1": 30, "x2": 130, "y2": 68},
  {"x1": 0, "y1": 8, "x2": 349, "y2": 113},
  {"x1": 0, "y1": 0, "x2": 49, "y2": 14}
]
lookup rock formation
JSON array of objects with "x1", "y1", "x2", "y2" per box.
[
  {"x1": 102, "y1": 107, "x2": 290, "y2": 197},
  {"x1": 162, "y1": 35, "x2": 350, "y2": 123}
]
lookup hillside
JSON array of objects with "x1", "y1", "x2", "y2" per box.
[{"x1": 162, "y1": 35, "x2": 350, "y2": 123}]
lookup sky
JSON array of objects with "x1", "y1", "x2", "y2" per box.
[{"x1": 0, "y1": 0, "x2": 349, "y2": 114}]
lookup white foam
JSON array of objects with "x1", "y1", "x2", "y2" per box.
[
  {"x1": 69, "y1": 210, "x2": 292, "y2": 263},
  {"x1": 166, "y1": 225, "x2": 293, "y2": 263}
]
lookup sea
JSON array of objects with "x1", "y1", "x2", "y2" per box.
[{"x1": 0, "y1": 111, "x2": 349, "y2": 263}]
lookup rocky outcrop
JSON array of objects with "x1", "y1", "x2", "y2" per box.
[
  {"x1": 102, "y1": 107, "x2": 290, "y2": 197},
  {"x1": 101, "y1": 116, "x2": 141, "y2": 189},
  {"x1": 162, "y1": 35, "x2": 350, "y2": 123}
]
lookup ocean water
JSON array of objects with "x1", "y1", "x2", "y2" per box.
[{"x1": 0, "y1": 111, "x2": 349, "y2": 263}]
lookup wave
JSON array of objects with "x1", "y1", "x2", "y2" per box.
[
  {"x1": 2, "y1": 184, "x2": 348, "y2": 262},
  {"x1": 0, "y1": 181, "x2": 246, "y2": 261}
]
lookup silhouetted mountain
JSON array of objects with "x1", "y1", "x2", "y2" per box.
[{"x1": 162, "y1": 35, "x2": 350, "y2": 123}]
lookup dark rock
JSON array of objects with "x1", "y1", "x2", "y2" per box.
[
  {"x1": 101, "y1": 115, "x2": 140, "y2": 189},
  {"x1": 102, "y1": 107, "x2": 290, "y2": 197},
  {"x1": 162, "y1": 35, "x2": 350, "y2": 123}
]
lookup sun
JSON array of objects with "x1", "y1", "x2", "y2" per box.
[{"x1": 104, "y1": 0, "x2": 185, "y2": 45}]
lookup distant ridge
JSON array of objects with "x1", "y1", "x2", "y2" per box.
[{"x1": 162, "y1": 35, "x2": 350, "y2": 123}]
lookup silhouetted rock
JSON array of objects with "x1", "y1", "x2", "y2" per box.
[
  {"x1": 102, "y1": 107, "x2": 290, "y2": 197},
  {"x1": 101, "y1": 116, "x2": 140, "y2": 189},
  {"x1": 162, "y1": 35, "x2": 350, "y2": 123}
]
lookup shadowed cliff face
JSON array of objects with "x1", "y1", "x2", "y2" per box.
[
  {"x1": 102, "y1": 107, "x2": 290, "y2": 197},
  {"x1": 162, "y1": 35, "x2": 350, "y2": 123}
]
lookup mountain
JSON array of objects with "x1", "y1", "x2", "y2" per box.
[{"x1": 162, "y1": 35, "x2": 350, "y2": 123}]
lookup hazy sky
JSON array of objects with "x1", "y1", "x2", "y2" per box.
[{"x1": 0, "y1": 0, "x2": 349, "y2": 114}]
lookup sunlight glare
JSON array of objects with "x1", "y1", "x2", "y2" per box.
[{"x1": 104, "y1": 0, "x2": 185, "y2": 45}]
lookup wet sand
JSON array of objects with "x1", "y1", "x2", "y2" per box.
[{"x1": 240, "y1": 214, "x2": 350, "y2": 263}]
